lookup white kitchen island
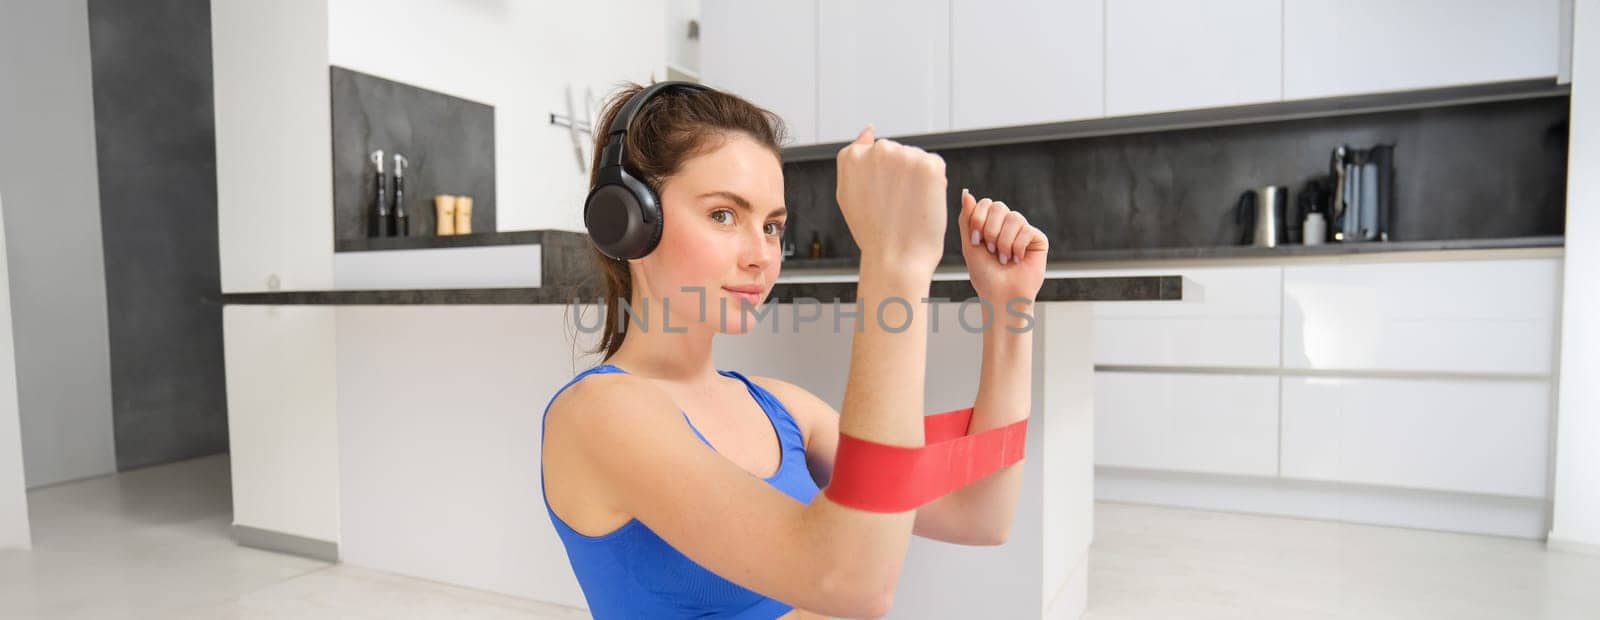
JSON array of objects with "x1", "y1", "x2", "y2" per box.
[{"x1": 221, "y1": 238, "x2": 1182, "y2": 619}]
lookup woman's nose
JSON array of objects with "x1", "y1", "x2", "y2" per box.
[{"x1": 740, "y1": 227, "x2": 775, "y2": 270}]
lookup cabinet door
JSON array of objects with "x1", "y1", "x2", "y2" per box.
[
  {"x1": 223, "y1": 306, "x2": 340, "y2": 542},
  {"x1": 700, "y1": 0, "x2": 819, "y2": 145},
  {"x1": 1096, "y1": 371, "x2": 1279, "y2": 477},
  {"x1": 1282, "y1": 259, "x2": 1561, "y2": 375},
  {"x1": 1083, "y1": 265, "x2": 1283, "y2": 368},
  {"x1": 1284, "y1": 0, "x2": 1561, "y2": 100},
  {"x1": 1281, "y1": 376, "x2": 1551, "y2": 498},
  {"x1": 951, "y1": 0, "x2": 1102, "y2": 130},
  {"x1": 1104, "y1": 0, "x2": 1282, "y2": 116},
  {"x1": 817, "y1": 0, "x2": 950, "y2": 142}
]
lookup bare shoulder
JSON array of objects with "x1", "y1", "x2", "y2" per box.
[
  {"x1": 543, "y1": 371, "x2": 687, "y2": 524},
  {"x1": 546, "y1": 372, "x2": 677, "y2": 440}
]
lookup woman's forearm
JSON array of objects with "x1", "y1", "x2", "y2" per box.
[
  {"x1": 831, "y1": 259, "x2": 934, "y2": 445},
  {"x1": 802, "y1": 259, "x2": 934, "y2": 605},
  {"x1": 940, "y1": 298, "x2": 1034, "y2": 541},
  {"x1": 974, "y1": 298, "x2": 1035, "y2": 430}
]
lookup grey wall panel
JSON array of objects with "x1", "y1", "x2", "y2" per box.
[
  {"x1": 86, "y1": 0, "x2": 228, "y2": 471},
  {"x1": 0, "y1": 0, "x2": 118, "y2": 487}
]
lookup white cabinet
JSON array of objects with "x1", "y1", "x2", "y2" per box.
[
  {"x1": 816, "y1": 0, "x2": 950, "y2": 142},
  {"x1": 1087, "y1": 266, "x2": 1283, "y2": 368},
  {"x1": 950, "y1": 0, "x2": 1102, "y2": 130},
  {"x1": 1283, "y1": 0, "x2": 1561, "y2": 100},
  {"x1": 1104, "y1": 0, "x2": 1282, "y2": 116},
  {"x1": 703, "y1": 1, "x2": 1564, "y2": 142},
  {"x1": 223, "y1": 306, "x2": 340, "y2": 544},
  {"x1": 1096, "y1": 372, "x2": 1279, "y2": 477},
  {"x1": 699, "y1": 0, "x2": 819, "y2": 145},
  {"x1": 1282, "y1": 259, "x2": 1561, "y2": 374},
  {"x1": 1281, "y1": 376, "x2": 1551, "y2": 498}
]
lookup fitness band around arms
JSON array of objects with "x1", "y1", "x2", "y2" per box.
[{"x1": 823, "y1": 407, "x2": 1028, "y2": 513}]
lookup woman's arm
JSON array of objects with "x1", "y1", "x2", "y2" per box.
[
  {"x1": 761, "y1": 311, "x2": 1032, "y2": 548},
  {"x1": 776, "y1": 189, "x2": 1048, "y2": 546},
  {"x1": 547, "y1": 372, "x2": 892, "y2": 618},
  {"x1": 914, "y1": 301, "x2": 1032, "y2": 544},
  {"x1": 914, "y1": 189, "x2": 1047, "y2": 543}
]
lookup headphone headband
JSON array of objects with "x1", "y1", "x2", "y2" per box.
[{"x1": 598, "y1": 81, "x2": 711, "y2": 170}]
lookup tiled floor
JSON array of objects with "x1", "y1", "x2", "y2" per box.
[
  {"x1": 1088, "y1": 502, "x2": 1600, "y2": 620},
  {"x1": 3, "y1": 454, "x2": 1598, "y2": 619},
  {"x1": 0, "y1": 454, "x2": 585, "y2": 619}
]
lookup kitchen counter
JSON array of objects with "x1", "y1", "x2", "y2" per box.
[
  {"x1": 222, "y1": 229, "x2": 1183, "y2": 619},
  {"x1": 333, "y1": 229, "x2": 557, "y2": 252},
  {"x1": 223, "y1": 227, "x2": 1564, "y2": 618},
  {"x1": 335, "y1": 228, "x2": 1561, "y2": 261},
  {"x1": 217, "y1": 274, "x2": 1182, "y2": 306},
  {"x1": 777, "y1": 235, "x2": 1564, "y2": 270},
  {"x1": 229, "y1": 227, "x2": 1185, "y2": 306}
]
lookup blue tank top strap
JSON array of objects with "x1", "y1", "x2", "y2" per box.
[{"x1": 717, "y1": 369, "x2": 806, "y2": 445}]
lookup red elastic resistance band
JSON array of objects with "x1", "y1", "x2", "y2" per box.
[
  {"x1": 923, "y1": 406, "x2": 976, "y2": 443},
  {"x1": 823, "y1": 407, "x2": 1027, "y2": 513}
]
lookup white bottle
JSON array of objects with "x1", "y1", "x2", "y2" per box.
[{"x1": 1303, "y1": 213, "x2": 1326, "y2": 246}]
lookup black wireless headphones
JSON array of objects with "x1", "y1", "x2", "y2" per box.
[{"x1": 584, "y1": 81, "x2": 712, "y2": 261}]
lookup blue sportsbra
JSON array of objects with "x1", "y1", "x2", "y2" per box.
[{"x1": 540, "y1": 363, "x2": 821, "y2": 619}]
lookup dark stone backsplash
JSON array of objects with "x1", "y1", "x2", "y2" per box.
[
  {"x1": 781, "y1": 96, "x2": 1570, "y2": 260},
  {"x1": 331, "y1": 66, "x2": 496, "y2": 243}
]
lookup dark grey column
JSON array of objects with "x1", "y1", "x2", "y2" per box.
[{"x1": 87, "y1": 0, "x2": 227, "y2": 471}]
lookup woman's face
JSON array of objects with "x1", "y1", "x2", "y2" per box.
[{"x1": 632, "y1": 132, "x2": 786, "y2": 336}]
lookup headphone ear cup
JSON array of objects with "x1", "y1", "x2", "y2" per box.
[{"x1": 583, "y1": 167, "x2": 663, "y2": 260}]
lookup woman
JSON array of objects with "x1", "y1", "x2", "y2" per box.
[{"x1": 541, "y1": 82, "x2": 1049, "y2": 619}]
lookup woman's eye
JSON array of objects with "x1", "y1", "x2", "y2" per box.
[
  {"x1": 765, "y1": 222, "x2": 785, "y2": 236},
  {"x1": 711, "y1": 209, "x2": 733, "y2": 225}
]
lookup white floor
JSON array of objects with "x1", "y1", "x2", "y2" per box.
[{"x1": 2, "y1": 455, "x2": 1597, "y2": 619}]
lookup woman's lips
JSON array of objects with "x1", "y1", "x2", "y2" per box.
[{"x1": 723, "y1": 286, "x2": 764, "y2": 306}]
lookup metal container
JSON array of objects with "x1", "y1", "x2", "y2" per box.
[{"x1": 1236, "y1": 185, "x2": 1289, "y2": 248}]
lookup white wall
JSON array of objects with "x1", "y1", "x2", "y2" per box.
[
  {"x1": 212, "y1": 0, "x2": 668, "y2": 292},
  {"x1": 212, "y1": 0, "x2": 336, "y2": 294},
  {"x1": 326, "y1": 0, "x2": 670, "y2": 234},
  {"x1": 1551, "y1": 0, "x2": 1600, "y2": 555},
  {"x1": 0, "y1": 0, "x2": 118, "y2": 488},
  {"x1": 0, "y1": 194, "x2": 31, "y2": 550}
]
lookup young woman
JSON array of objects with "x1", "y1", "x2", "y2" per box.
[{"x1": 541, "y1": 82, "x2": 1048, "y2": 619}]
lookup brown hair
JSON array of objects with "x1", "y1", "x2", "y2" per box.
[{"x1": 584, "y1": 82, "x2": 787, "y2": 361}]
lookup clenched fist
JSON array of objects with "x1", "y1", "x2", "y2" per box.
[
  {"x1": 959, "y1": 189, "x2": 1048, "y2": 305},
  {"x1": 834, "y1": 126, "x2": 949, "y2": 276}
]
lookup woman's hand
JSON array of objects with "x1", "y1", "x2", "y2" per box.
[
  {"x1": 960, "y1": 189, "x2": 1048, "y2": 306},
  {"x1": 834, "y1": 126, "x2": 948, "y2": 275}
]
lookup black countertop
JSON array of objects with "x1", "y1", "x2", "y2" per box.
[
  {"x1": 239, "y1": 227, "x2": 1183, "y2": 305},
  {"x1": 777, "y1": 235, "x2": 1564, "y2": 270},
  {"x1": 229, "y1": 230, "x2": 1560, "y2": 306},
  {"x1": 336, "y1": 228, "x2": 1560, "y2": 262},
  {"x1": 220, "y1": 274, "x2": 1183, "y2": 306},
  {"x1": 334, "y1": 230, "x2": 554, "y2": 252}
]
